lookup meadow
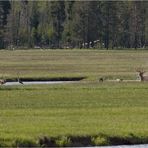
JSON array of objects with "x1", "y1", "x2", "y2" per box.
[
  {"x1": 1, "y1": 49, "x2": 148, "y2": 80},
  {"x1": 0, "y1": 49, "x2": 148, "y2": 146}
]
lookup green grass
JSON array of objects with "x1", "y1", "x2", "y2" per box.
[
  {"x1": 0, "y1": 49, "x2": 148, "y2": 146},
  {"x1": 0, "y1": 49, "x2": 148, "y2": 80},
  {"x1": 0, "y1": 82, "x2": 148, "y2": 145}
]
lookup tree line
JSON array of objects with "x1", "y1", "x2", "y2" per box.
[{"x1": 0, "y1": 1, "x2": 148, "y2": 49}]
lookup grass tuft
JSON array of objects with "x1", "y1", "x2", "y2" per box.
[
  {"x1": 12, "y1": 138, "x2": 38, "y2": 147},
  {"x1": 91, "y1": 134, "x2": 109, "y2": 146}
]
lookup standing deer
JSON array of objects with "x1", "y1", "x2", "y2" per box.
[{"x1": 137, "y1": 70, "x2": 148, "y2": 81}]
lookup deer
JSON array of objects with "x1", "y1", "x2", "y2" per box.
[{"x1": 137, "y1": 70, "x2": 148, "y2": 81}]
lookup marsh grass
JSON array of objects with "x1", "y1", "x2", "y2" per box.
[
  {"x1": 0, "y1": 49, "x2": 148, "y2": 146},
  {"x1": 0, "y1": 49, "x2": 148, "y2": 80},
  {"x1": 0, "y1": 82, "x2": 148, "y2": 146}
]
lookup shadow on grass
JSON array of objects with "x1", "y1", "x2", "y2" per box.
[{"x1": 6, "y1": 76, "x2": 86, "y2": 82}]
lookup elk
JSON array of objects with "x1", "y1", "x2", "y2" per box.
[{"x1": 137, "y1": 70, "x2": 148, "y2": 81}]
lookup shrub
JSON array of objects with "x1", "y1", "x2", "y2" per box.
[
  {"x1": 91, "y1": 135, "x2": 108, "y2": 146},
  {"x1": 13, "y1": 138, "x2": 38, "y2": 147},
  {"x1": 0, "y1": 142, "x2": 8, "y2": 147},
  {"x1": 56, "y1": 136, "x2": 71, "y2": 147}
]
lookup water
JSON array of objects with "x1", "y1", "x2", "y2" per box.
[
  {"x1": 2, "y1": 79, "x2": 141, "y2": 86},
  {"x1": 4, "y1": 81, "x2": 74, "y2": 86}
]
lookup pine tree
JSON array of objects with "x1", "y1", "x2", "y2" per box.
[
  {"x1": 0, "y1": 1, "x2": 11, "y2": 48},
  {"x1": 30, "y1": 1, "x2": 40, "y2": 46},
  {"x1": 38, "y1": 1, "x2": 54, "y2": 48},
  {"x1": 62, "y1": 1, "x2": 75, "y2": 47},
  {"x1": 71, "y1": 1, "x2": 102, "y2": 48},
  {"x1": 1, "y1": 1, "x2": 147, "y2": 49},
  {"x1": 50, "y1": 1, "x2": 66, "y2": 48}
]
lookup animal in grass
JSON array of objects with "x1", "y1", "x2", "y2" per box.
[
  {"x1": 17, "y1": 73, "x2": 24, "y2": 84},
  {"x1": 0, "y1": 79, "x2": 6, "y2": 85},
  {"x1": 137, "y1": 70, "x2": 148, "y2": 81},
  {"x1": 99, "y1": 77, "x2": 104, "y2": 82},
  {"x1": 18, "y1": 78, "x2": 24, "y2": 84},
  {"x1": 116, "y1": 78, "x2": 123, "y2": 82}
]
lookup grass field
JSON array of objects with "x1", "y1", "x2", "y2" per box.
[
  {"x1": 1, "y1": 49, "x2": 148, "y2": 80},
  {"x1": 0, "y1": 49, "x2": 148, "y2": 146}
]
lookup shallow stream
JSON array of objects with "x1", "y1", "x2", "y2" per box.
[{"x1": 4, "y1": 81, "x2": 74, "y2": 86}]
